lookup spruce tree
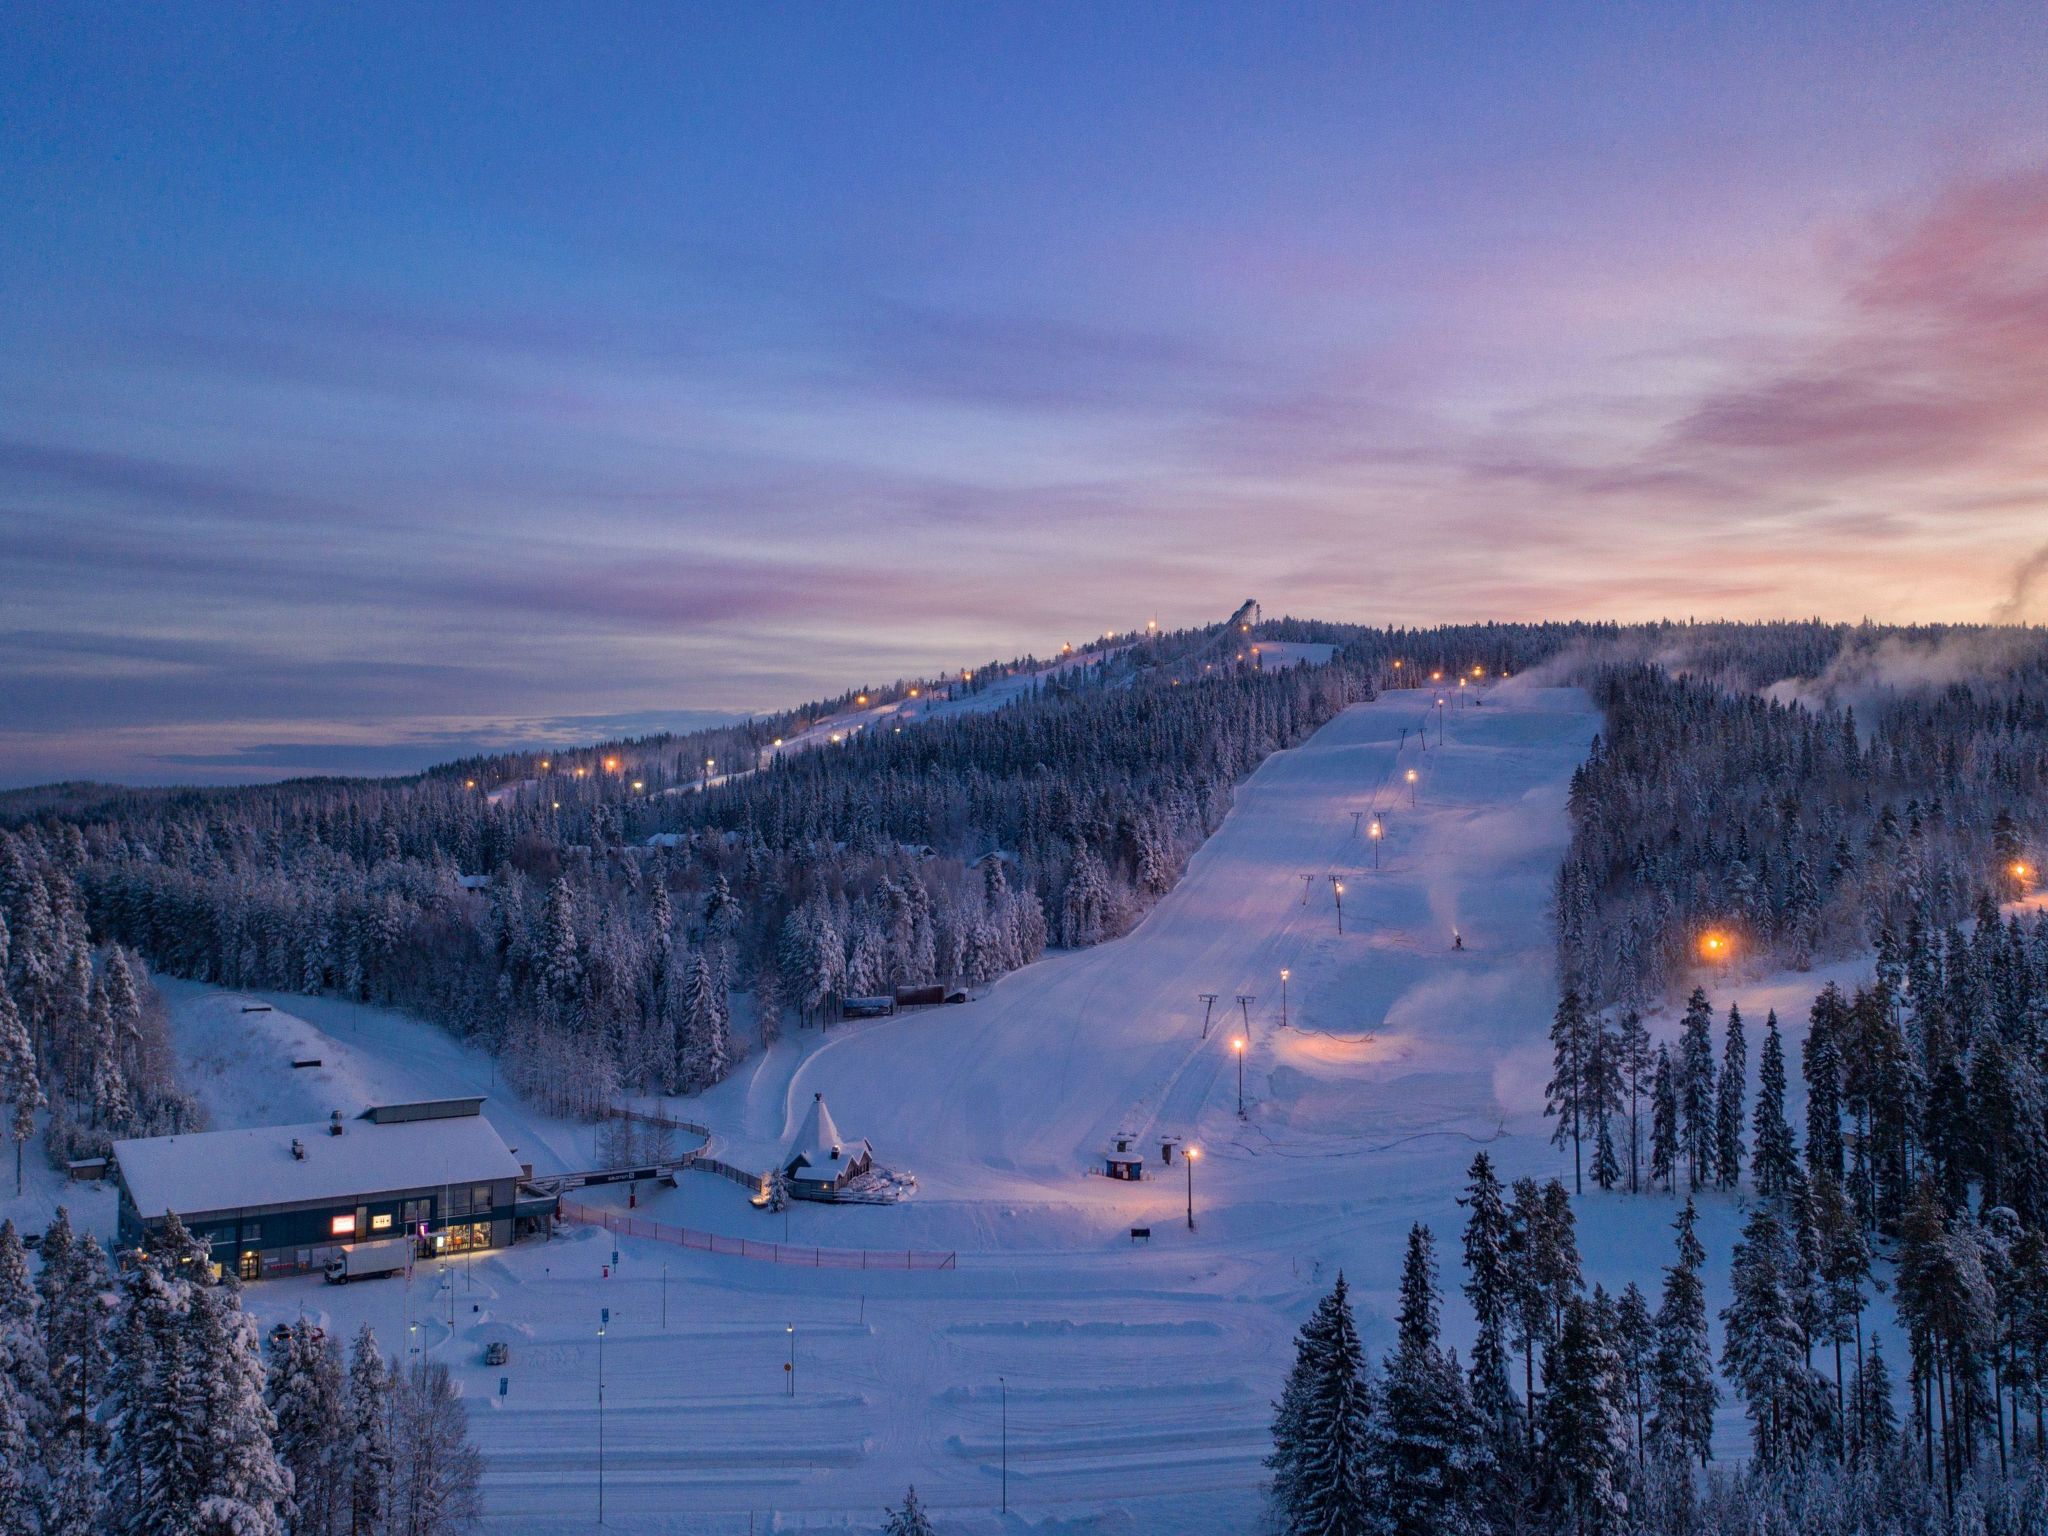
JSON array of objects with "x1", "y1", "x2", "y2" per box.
[
  {"x1": 1649, "y1": 1199, "x2": 1716, "y2": 1466},
  {"x1": 268, "y1": 1319, "x2": 346, "y2": 1536},
  {"x1": 1540, "y1": 1295, "x2": 1630, "y2": 1535},
  {"x1": 1546, "y1": 989, "x2": 1592, "y2": 1194},
  {"x1": 1649, "y1": 1045, "x2": 1678, "y2": 1195},
  {"x1": 345, "y1": 1326, "x2": 394, "y2": 1536},
  {"x1": 1269, "y1": 1274, "x2": 1379, "y2": 1536},
  {"x1": 0, "y1": 1355, "x2": 35, "y2": 1536},
  {"x1": 0, "y1": 975, "x2": 41, "y2": 1197},
  {"x1": 1383, "y1": 1225, "x2": 1485, "y2": 1536},
  {"x1": 881, "y1": 1484, "x2": 937, "y2": 1535},
  {"x1": 1713, "y1": 1002, "x2": 1745, "y2": 1191},
  {"x1": 1751, "y1": 1010, "x2": 1799, "y2": 1200},
  {"x1": 1617, "y1": 1009, "x2": 1652, "y2": 1194},
  {"x1": 1803, "y1": 985, "x2": 1847, "y2": 1185},
  {"x1": 1677, "y1": 988, "x2": 1717, "y2": 1192},
  {"x1": 1459, "y1": 1152, "x2": 1516, "y2": 1438},
  {"x1": 1612, "y1": 1282, "x2": 1654, "y2": 1468},
  {"x1": 1720, "y1": 1203, "x2": 1829, "y2": 1466},
  {"x1": 186, "y1": 1275, "x2": 290, "y2": 1535}
]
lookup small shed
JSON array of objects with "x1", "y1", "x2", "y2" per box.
[
  {"x1": 781, "y1": 1094, "x2": 874, "y2": 1202},
  {"x1": 1104, "y1": 1132, "x2": 1144, "y2": 1181}
]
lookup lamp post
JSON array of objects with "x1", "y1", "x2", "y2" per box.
[
  {"x1": 1369, "y1": 818, "x2": 1382, "y2": 869},
  {"x1": 1185, "y1": 1146, "x2": 1200, "y2": 1230},
  {"x1": 1280, "y1": 969, "x2": 1290, "y2": 1028},
  {"x1": 597, "y1": 1311, "x2": 607, "y2": 1525},
  {"x1": 1405, "y1": 768, "x2": 1418, "y2": 808},
  {"x1": 786, "y1": 1324, "x2": 796, "y2": 1398},
  {"x1": 1330, "y1": 877, "x2": 1345, "y2": 934},
  {"x1": 1233, "y1": 1037, "x2": 1246, "y2": 1117}
]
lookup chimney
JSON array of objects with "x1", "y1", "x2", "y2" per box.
[
  {"x1": 290, "y1": 1138, "x2": 306, "y2": 1161},
  {"x1": 329, "y1": 1110, "x2": 344, "y2": 1136}
]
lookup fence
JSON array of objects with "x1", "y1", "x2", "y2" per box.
[{"x1": 559, "y1": 1199, "x2": 957, "y2": 1271}]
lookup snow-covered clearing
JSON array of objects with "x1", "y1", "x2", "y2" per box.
[{"x1": 36, "y1": 681, "x2": 1910, "y2": 1533}]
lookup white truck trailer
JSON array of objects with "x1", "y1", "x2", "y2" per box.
[{"x1": 324, "y1": 1238, "x2": 412, "y2": 1284}]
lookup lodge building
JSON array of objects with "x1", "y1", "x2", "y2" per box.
[{"x1": 112, "y1": 1097, "x2": 531, "y2": 1280}]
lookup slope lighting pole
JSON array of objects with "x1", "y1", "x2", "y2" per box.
[
  {"x1": 1329, "y1": 876, "x2": 1345, "y2": 934},
  {"x1": 1280, "y1": 969, "x2": 1290, "y2": 1029},
  {"x1": 1233, "y1": 1037, "x2": 1246, "y2": 1117},
  {"x1": 1198, "y1": 993, "x2": 1218, "y2": 1039},
  {"x1": 1185, "y1": 1146, "x2": 1200, "y2": 1229},
  {"x1": 1235, "y1": 994, "x2": 1256, "y2": 1044}
]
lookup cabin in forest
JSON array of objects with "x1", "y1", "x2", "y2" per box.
[{"x1": 780, "y1": 1093, "x2": 874, "y2": 1201}]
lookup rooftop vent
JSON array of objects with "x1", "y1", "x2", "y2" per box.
[
  {"x1": 329, "y1": 1110, "x2": 344, "y2": 1137},
  {"x1": 290, "y1": 1138, "x2": 306, "y2": 1161}
]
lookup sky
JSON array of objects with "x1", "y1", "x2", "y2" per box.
[{"x1": 4, "y1": 3, "x2": 2048, "y2": 786}]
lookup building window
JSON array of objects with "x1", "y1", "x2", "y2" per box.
[
  {"x1": 403, "y1": 1198, "x2": 431, "y2": 1228},
  {"x1": 448, "y1": 1188, "x2": 470, "y2": 1218},
  {"x1": 242, "y1": 1221, "x2": 261, "y2": 1242},
  {"x1": 330, "y1": 1214, "x2": 356, "y2": 1237},
  {"x1": 472, "y1": 1185, "x2": 493, "y2": 1212},
  {"x1": 370, "y1": 1213, "x2": 393, "y2": 1232}
]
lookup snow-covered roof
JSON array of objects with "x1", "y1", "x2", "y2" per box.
[
  {"x1": 784, "y1": 1093, "x2": 871, "y2": 1176},
  {"x1": 114, "y1": 1112, "x2": 525, "y2": 1219}
]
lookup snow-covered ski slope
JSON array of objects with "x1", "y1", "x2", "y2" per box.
[
  {"x1": 367, "y1": 682, "x2": 1625, "y2": 1533},
  {"x1": 154, "y1": 681, "x2": 1830, "y2": 1534}
]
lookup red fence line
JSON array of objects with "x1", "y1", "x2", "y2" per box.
[{"x1": 559, "y1": 1199, "x2": 957, "y2": 1271}]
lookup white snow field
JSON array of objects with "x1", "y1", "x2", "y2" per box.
[{"x1": 95, "y1": 680, "x2": 1893, "y2": 1534}]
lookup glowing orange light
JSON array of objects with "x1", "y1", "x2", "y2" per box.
[
  {"x1": 1186, "y1": 1145, "x2": 1201, "y2": 1160},
  {"x1": 1431, "y1": 670, "x2": 1442, "y2": 681},
  {"x1": 1405, "y1": 769, "x2": 1417, "y2": 783},
  {"x1": 857, "y1": 695, "x2": 868, "y2": 705},
  {"x1": 1369, "y1": 821, "x2": 1381, "y2": 838},
  {"x1": 2015, "y1": 861, "x2": 2033, "y2": 882},
  {"x1": 631, "y1": 780, "x2": 643, "y2": 791},
  {"x1": 464, "y1": 779, "x2": 475, "y2": 789},
  {"x1": 1392, "y1": 659, "x2": 1403, "y2": 669},
  {"x1": 1700, "y1": 930, "x2": 1733, "y2": 960},
  {"x1": 604, "y1": 757, "x2": 619, "y2": 772},
  {"x1": 909, "y1": 687, "x2": 919, "y2": 697},
  {"x1": 1232, "y1": 1037, "x2": 1245, "y2": 1053},
  {"x1": 540, "y1": 759, "x2": 551, "y2": 770}
]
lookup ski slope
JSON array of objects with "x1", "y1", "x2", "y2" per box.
[{"x1": 96, "y1": 680, "x2": 1883, "y2": 1533}]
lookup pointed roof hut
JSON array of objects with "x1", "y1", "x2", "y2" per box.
[{"x1": 781, "y1": 1093, "x2": 874, "y2": 1200}]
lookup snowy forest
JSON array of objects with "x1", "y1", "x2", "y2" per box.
[{"x1": 0, "y1": 1206, "x2": 482, "y2": 1536}]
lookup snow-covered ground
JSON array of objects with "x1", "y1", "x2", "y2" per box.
[{"x1": 29, "y1": 680, "x2": 1910, "y2": 1533}]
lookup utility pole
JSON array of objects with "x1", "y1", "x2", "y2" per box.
[{"x1": 1198, "y1": 993, "x2": 1218, "y2": 1039}]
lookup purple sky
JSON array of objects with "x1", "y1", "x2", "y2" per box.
[{"x1": 4, "y1": 4, "x2": 2048, "y2": 785}]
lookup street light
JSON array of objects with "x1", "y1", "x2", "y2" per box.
[
  {"x1": 1405, "y1": 767, "x2": 1418, "y2": 807},
  {"x1": 1233, "y1": 1037, "x2": 1246, "y2": 1117},
  {"x1": 1369, "y1": 819, "x2": 1382, "y2": 869},
  {"x1": 1280, "y1": 969, "x2": 1290, "y2": 1028},
  {"x1": 1185, "y1": 1146, "x2": 1200, "y2": 1229},
  {"x1": 1331, "y1": 877, "x2": 1345, "y2": 934}
]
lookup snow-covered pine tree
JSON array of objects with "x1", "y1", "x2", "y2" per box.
[
  {"x1": 1677, "y1": 988, "x2": 1717, "y2": 1192},
  {"x1": 186, "y1": 1275, "x2": 290, "y2": 1535},
  {"x1": 1383, "y1": 1224, "x2": 1485, "y2": 1536},
  {"x1": 1803, "y1": 985, "x2": 1848, "y2": 1187},
  {"x1": 1713, "y1": 1002, "x2": 1745, "y2": 1191},
  {"x1": 389, "y1": 1360, "x2": 482, "y2": 1536},
  {"x1": 1618, "y1": 1009, "x2": 1652, "y2": 1194},
  {"x1": 1721, "y1": 1202, "x2": 1830, "y2": 1466},
  {"x1": 1649, "y1": 1045, "x2": 1678, "y2": 1195},
  {"x1": 1752, "y1": 1010, "x2": 1799, "y2": 1200},
  {"x1": 0, "y1": 975, "x2": 41, "y2": 1197},
  {"x1": 879, "y1": 1484, "x2": 937, "y2": 1535},
  {"x1": 1649, "y1": 1199, "x2": 1716, "y2": 1467},
  {"x1": 1268, "y1": 1273, "x2": 1379, "y2": 1536},
  {"x1": 1458, "y1": 1152, "x2": 1517, "y2": 1439},
  {"x1": 0, "y1": 1350, "x2": 35, "y2": 1536},
  {"x1": 105, "y1": 1224, "x2": 205, "y2": 1536},
  {"x1": 1545, "y1": 989, "x2": 1591, "y2": 1194},
  {"x1": 345, "y1": 1326, "x2": 394, "y2": 1536},
  {"x1": 1540, "y1": 1294, "x2": 1630, "y2": 1535},
  {"x1": 1612, "y1": 1282, "x2": 1654, "y2": 1467},
  {"x1": 677, "y1": 949, "x2": 730, "y2": 1091},
  {"x1": 268, "y1": 1317, "x2": 345, "y2": 1536}
]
